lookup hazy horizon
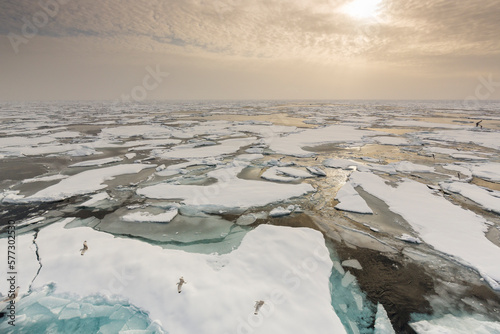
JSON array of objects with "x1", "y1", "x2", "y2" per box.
[{"x1": 1, "y1": 0, "x2": 499, "y2": 102}]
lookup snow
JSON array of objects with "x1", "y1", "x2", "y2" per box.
[
  {"x1": 323, "y1": 158, "x2": 362, "y2": 170},
  {"x1": 386, "y1": 119, "x2": 467, "y2": 129},
  {"x1": 0, "y1": 231, "x2": 42, "y2": 297},
  {"x1": 100, "y1": 125, "x2": 173, "y2": 138},
  {"x1": 6, "y1": 164, "x2": 155, "y2": 202},
  {"x1": 275, "y1": 167, "x2": 314, "y2": 178},
  {"x1": 374, "y1": 304, "x2": 395, "y2": 334},
  {"x1": 15, "y1": 220, "x2": 346, "y2": 334},
  {"x1": 157, "y1": 137, "x2": 257, "y2": 159},
  {"x1": 269, "y1": 206, "x2": 293, "y2": 217},
  {"x1": 0, "y1": 135, "x2": 56, "y2": 148},
  {"x1": 410, "y1": 314, "x2": 500, "y2": 334},
  {"x1": 122, "y1": 209, "x2": 179, "y2": 223},
  {"x1": 451, "y1": 153, "x2": 489, "y2": 161},
  {"x1": 79, "y1": 192, "x2": 111, "y2": 207},
  {"x1": 342, "y1": 260, "x2": 362, "y2": 270},
  {"x1": 234, "y1": 153, "x2": 264, "y2": 161},
  {"x1": 440, "y1": 182, "x2": 500, "y2": 214},
  {"x1": 21, "y1": 174, "x2": 68, "y2": 184},
  {"x1": 471, "y1": 163, "x2": 500, "y2": 182},
  {"x1": 69, "y1": 157, "x2": 123, "y2": 168},
  {"x1": 269, "y1": 125, "x2": 381, "y2": 157},
  {"x1": 334, "y1": 183, "x2": 373, "y2": 214},
  {"x1": 125, "y1": 153, "x2": 137, "y2": 160},
  {"x1": 323, "y1": 159, "x2": 434, "y2": 175},
  {"x1": 261, "y1": 167, "x2": 297, "y2": 183},
  {"x1": 138, "y1": 163, "x2": 315, "y2": 211},
  {"x1": 442, "y1": 164, "x2": 472, "y2": 178},
  {"x1": 306, "y1": 166, "x2": 327, "y2": 177},
  {"x1": 350, "y1": 171, "x2": 500, "y2": 290},
  {"x1": 416, "y1": 129, "x2": 500, "y2": 151},
  {"x1": 397, "y1": 234, "x2": 422, "y2": 244},
  {"x1": 50, "y1": 131, "x2": 81, "y2": 138},
  {"x1": 391, "y1": 161, "x2": 434, "y2": 173}
]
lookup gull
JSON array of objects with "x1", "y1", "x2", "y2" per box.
[
  {"x1": 80, "y1": 241, "x2": 88, "y2": 256},
  {"x1": 2, "y1": 286, "x2": 19, "y2": 302},
  {"x1": 177, "y1": 277, "x2": 186, "y2": 293},
  {"x1": 254, "y1": 300, "x2": 264, "y2": 315}
]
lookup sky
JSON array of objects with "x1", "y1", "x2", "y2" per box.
[{"x1": 0, "y1": 0, "x2": 499, "y2": 101}]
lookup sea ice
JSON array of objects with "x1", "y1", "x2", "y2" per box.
[
  {"x1": 8, "y1": 164, "x2": 155, "y2": 202},
  {"x1": 156, "y1": 137, "x2": 257, "y2": 159},
  {"x1": 139, "y1": 163, "x2": 315, "y2": 211},
  {"x1": 350, "y1": 171, "x2": 500, "y2": 290},
  {"x1": 21, "y1": 221, "x2": 346, "y2": 334},
  {"x1": 306, "y1": 166, "x2": 327, "y2": 177},
  {"x1": 440, "y1": 182, "x2": 500, "y2": 214},
  {"x1": 410, "y1": 314, "x2": 500, "y2": 334},
  {"x1": 261, "y1": 167, "x2": 299, "y2": 183},
  {"x1": 21, "y1": 174, "x2": 68, "y2": 184},
  {"x1": 122, "y1": 209, "x2": 179, "y2": 223},
  {"x1": 69, "y1": 157, "x2": 123, "y2": 168},
  {"x1": 374, "y1": 304, "x2": 395, "y2": 334},
  {"x1": 471, "y1": 163, "x2": 500, "y2": 182},
  {"x1": 269, "y1": 125, "x2": 381, "y2": 157},
  {"x1": 269, "y1": 206, "x2": 293, "y2": 217},
  {"x1": 334, "y1": 182, "x2": 373, "y2": 214},
  {"x1": 275, "y1": 167, "x2": 314, "y2": 178}
]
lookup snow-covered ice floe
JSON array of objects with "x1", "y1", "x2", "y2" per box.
[
  {"x1": 350, "y1": 171, "x2": 500, "y2": 290},
  {"x1": 440, "y1": 181, "x2": 500, "y2": 214},
  {"x1": 334, "y1": 182, "x2": 373, "y2": 214},
  {"x1": 471, "y1": 162, "x2": 500, "y2": 182},
  {"x1": 2, "y1": 164, "x2": 155, "y2": 203},
  {"x1": 138, "y1": 163, "x2": 315, "y2": 211},
  {"x1": 122, "y1": 209, "x2": 179, "y2": 223},
  {"x1": 0, "y1": 220, "x2": 346, "y2": 334},
  {"x1": 269, "y1": 125, "x2": 381, "y2": 157},
  {"x1": 410, "y1": 314, "x2": 500, "y2": 334},
  {"x1": 68, "y1": 157, "x2": 123, "y2": 168}
]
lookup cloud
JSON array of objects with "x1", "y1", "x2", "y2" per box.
[{"x1": 0, "y1": 0, "x2": 499, "y2": 100}]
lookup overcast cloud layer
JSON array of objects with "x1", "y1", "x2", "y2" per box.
[{"x1": 1, "y1": 0, "x2": 499, "y2": 100}]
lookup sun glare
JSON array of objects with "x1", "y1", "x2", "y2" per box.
[{"x1": 341, "y1": 0, "x2": 382, "y2": 19}]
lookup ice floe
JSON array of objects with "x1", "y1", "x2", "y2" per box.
[
  {"x1": 122, "y1": 209, "x2": 179, "y2": 223},
  {"x1": 5, "y1": 164, "x2": 155, "y2": 202},
  {"x1": 269, "y1": 206, "x2": 294, "y2": 217},
  {"x1": 79, "y1": 192, "x2": 111, "y2": 207},
  {"x1": 471, "y1": 163, "x2": 500, "y2": 182},
  {"x1": 156, "y1": 137, "x2": 257, "y2": 159},
  {"x1": 4, "y1": 221, "x2": 346, "y2": 334},
  {"x1": 335, "y1": 183, "x2": 373, "y2": 214},
  {"x1": 69, "y1": 157, "x2": 123, "y2": 168},
  {"x1": 374, "y1": 303, "x2": 396, "y2": 334},
  {"x1": 269, "y1": 125, "x2": 381, "y2": 157},
  {"x1": 306, "y1": 166, "x2": 327, "y2": 177},
  {"x1": 350, "y1": 171, "x2": 500, "y2": 290},
  {"x1": 410, "y1": 314, "x2": 500, "y2": 334},
  {"x1": 138, "y1": 163, "x2": 315, "y2": 211},
  {"x1": 440, "y1": 182, "x2": 500, "y2": 214}
]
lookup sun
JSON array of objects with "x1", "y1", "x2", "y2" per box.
[{"x1": 341, "y1": 0, "x2": 382, "y2": 19}]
